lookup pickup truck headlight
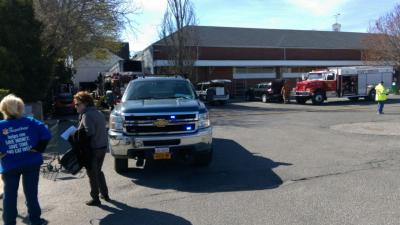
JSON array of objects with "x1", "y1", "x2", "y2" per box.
[
  {"x1": 110, "y1": 114, "x2": 124, "y2": 131},
  {"x1": 198, "y1": 112, "x2": 210, "y2": 129}
]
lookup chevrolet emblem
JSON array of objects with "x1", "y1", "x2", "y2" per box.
[{"x1": 154, "y1": 119, "x2": 169, "y2": 127}]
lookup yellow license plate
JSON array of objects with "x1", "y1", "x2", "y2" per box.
[
  {"x1": 154, "y1": 148, "x2": 171, "y2": 160},
  {"x1": 153, "y1": 152, "x2": 171, "y2": 160}
]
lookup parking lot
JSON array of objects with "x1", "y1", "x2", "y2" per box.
[{"x1": 8, "y1": 97, "x2": 400, "y2": 225}]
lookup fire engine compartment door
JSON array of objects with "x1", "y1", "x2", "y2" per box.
[
  {"x1": 366, "y1": 73, "x2": 383, "y2": 90},
  {"x1": 382, "y1": 72, "x2": 393, "y2": 89},
  {"x1": 358, "y1": 73, "x2": 367, "y2": 96},
  {"x1": 341, "y1": 74, "x2": 358, "y2": 96}
]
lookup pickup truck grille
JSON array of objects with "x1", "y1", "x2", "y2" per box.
[
  {"x1": 125, "y1": 114, "x2": 196, "y2": 121},
  {"x1": 126, "y1": 124, "x2": 196, "y2": 133},
  {"x1": 124, "y1": 113, "x2": 198, "y2": 135}
]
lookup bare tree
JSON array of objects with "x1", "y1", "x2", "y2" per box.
[
  {"x1": 363, "y1": 4, "x2": 400, "y2": 68},
  {"x1": 33, "y1": 0, "x2": 138, "y2": 62},
  {"x1": 159, "y1": 0, "x2": 199, "y2": 79}
]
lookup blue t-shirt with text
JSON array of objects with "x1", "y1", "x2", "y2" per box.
[{"x1": 0, "y1": 117, "x2": 52, "y2": 173}]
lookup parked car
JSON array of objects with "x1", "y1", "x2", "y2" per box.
[
  {"x1": 245, "y1": 80, "x2": 285, "y2": 103},
  {"x1": 196, "y1": 79, "x2": 231, "y2": 105},
  {"x1": 53, "y1": 93, "x2": 75, "y2": 115},
  {"x1": 108, "y1": 76, "x2": 213, "y2": 173}
]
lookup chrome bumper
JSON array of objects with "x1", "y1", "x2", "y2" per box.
[
  {"x1": 292, "y1": 91, "x2": 312, "y2": 97},
  {"x1": 108, "y1": 127, "x2": 213, "y2": 158},
  {"x1": 212, "y1": 95, "x2": 229, "y2": 101}
]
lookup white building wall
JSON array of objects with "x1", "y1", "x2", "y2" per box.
[
  {"x1": 142, "y1": 47, "x2": 154, "y2": 74},
  {"x1": 73, "y1": 51, "x2": 122, "y2": 87}
]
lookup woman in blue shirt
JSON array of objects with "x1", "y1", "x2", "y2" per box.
[{"x1": 0, "y1": 94, "x2": 51, "y2": 225}]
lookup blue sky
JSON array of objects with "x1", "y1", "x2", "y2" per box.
[{"x1": 123, "y1": 0, "x2": 399, "y2": 53}]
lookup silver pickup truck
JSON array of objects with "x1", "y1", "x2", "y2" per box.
[{"x1": 108, "y1": 76, "x2": 213, "y2": 173}]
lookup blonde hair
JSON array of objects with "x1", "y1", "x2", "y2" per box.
[{"x1": 0, "y1": 94, "x2": 25, "y2": 119}]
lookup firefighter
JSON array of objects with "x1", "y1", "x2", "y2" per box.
[
  {"x1": 281, "y1": 80, "x2": 290, "y2": 104},
  {"x1": 375, "y1": 81, "x2": 389, "y2": 115}
]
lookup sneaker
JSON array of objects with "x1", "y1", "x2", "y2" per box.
[
  {"x1": 100, "y1": 195, "x2": 111, "y2": 202},
  {"x1": 86, "y1": 199, "x2": 101, "y2": 206}
]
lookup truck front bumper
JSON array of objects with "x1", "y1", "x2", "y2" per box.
[
  {"x1": 291, "y1": 91, "x2": 312, "y2": 97},
  {"x1": 212, "y1": 95, "x2": 229, "y2": 101},
  {"x1": 108, "y1": 128, "x2": 213, "y2": 159}
]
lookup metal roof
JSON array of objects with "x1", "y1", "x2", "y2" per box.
[{"x1": 155, "y1": 26, "x2": 371, "y2": 49}]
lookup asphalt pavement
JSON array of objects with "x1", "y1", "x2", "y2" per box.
[{"x1": 6, "y1": 96, "x2": 400, "y2": 225}]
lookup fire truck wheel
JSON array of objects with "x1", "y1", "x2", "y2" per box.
[
  {"x1": 312, "y1": 92, "x2": 325, "y2": 105},
  {"x1": 262, "y1": 94, "x2": 268, "y2": 103},
  {"x1": 367, "y1": 90, "x2": 376, "y2": 101}
]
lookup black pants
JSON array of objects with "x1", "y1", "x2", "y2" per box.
[{"x1": 86, "y1": 150, "x2": 109, "y2": 200}]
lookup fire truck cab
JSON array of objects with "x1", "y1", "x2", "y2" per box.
[{"x1": 293, "y1": 66, "x2": 394, "y2": 105}]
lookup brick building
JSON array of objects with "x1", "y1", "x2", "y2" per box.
[{"x1": 136, "y1": 26, "x2": 371, "y2": 96}]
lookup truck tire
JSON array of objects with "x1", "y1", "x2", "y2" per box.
[
  {"x1": 114, "y1": 158, "x2": 128, "y2": 173},
  {"x1": 312, "y1": 92, "x2": 325, "y2": 105},
  {"x1": 367, "y1": 89, "x2": 376, "y2": 101},
  {"x1": 194, "y1": 149, "x2": 213, "y2": 167},
  {"x1": 262, "y1": 94, "x2": 268, "y2": 103},
  {"x1": 296, "y1": 97, "x2": 307, "y2": 104}
]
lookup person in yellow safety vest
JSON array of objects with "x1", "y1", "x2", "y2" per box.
[{"x1": 375, "y1": 81, "x2": 389, "y2": 114}]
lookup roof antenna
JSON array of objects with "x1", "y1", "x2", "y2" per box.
[{"x1": 332, "y1": 13, "x2": 341, "y2": 32}]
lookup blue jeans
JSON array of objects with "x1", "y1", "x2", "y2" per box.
[
  {"x1": 2, "y1": 166, "x2": 42, "y2": 225},
  {"x1": 377, "y1": 101, "x2": 385, "y2": 114}
]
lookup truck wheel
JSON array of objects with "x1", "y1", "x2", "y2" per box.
[
  {"x1": 312, "y1": 92, "x2": 325, "y2": 105},
  {"x1": 296, "y1": 97, "x2": 307, "y2": 104},
  {"x1": 114, "y1": 158, "x2": 128, "y2": 173},
  {"x1": 262, "y1": 94, "x2": 268, "y2": 103},
  {"x1": 367, "y1": 90, "x2": 376, "y2": 101},
  {"x1": 194, "y1": 149, "x2": 213, "y2": 167}
]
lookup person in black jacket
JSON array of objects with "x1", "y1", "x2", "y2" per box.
[{"x1": 74, "y1": 91, "x2": 109, "y2": 206}]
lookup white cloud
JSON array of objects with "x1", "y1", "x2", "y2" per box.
[{"x1": 286, "y1": 0, "x2": 349, "y2": 16}]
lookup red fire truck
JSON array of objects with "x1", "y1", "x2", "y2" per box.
[{"x1": 293, "y1": 66, "x2": 394, "y2": 105}]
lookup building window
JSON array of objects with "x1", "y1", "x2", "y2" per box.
[
  {"x1": 281, "y1": 67, "x2": 326, "y2": 73},
  {"x1": 234, "y1": 67, "x2": 275, "y2": 74},
  {"x1": 235, "y1": 67, "x2": 247, "y2": 73}
]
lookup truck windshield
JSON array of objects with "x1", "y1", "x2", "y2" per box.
[
  {"x1": 125, "y1": 80, "x2": 196, "y2": 100},
  {"x1": 307, "y1": 73, "x2": 324, "y2": 80}
]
